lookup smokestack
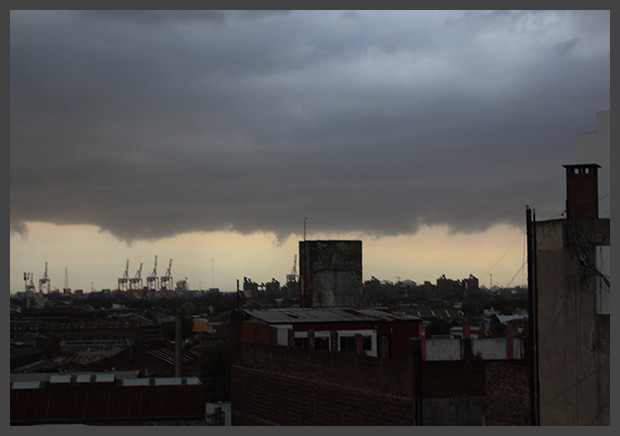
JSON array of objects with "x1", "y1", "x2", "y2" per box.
[
  {"x1": 562, "y1": 164, "x2": 600, "y2": 220},
  {"x1": 175, "y1": 310, "x2": 182, "y2": 377}
]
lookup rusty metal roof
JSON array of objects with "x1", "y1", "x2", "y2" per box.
[
  {"x1": 10, "y1": 381, "x2": 206, "y2": 424},
  {"x1": 244, "y1": 307, "x2": 420, "y2": 324}
]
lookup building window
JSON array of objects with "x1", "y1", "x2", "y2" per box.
[
  {"x1": 315, "y1": 337, "x2": 329, "y2": 350},
  {"x1": 294, "y1": 337, "x2": 308, "y2": 348},
  {"x1": 340, "y1": 336, "x2": 355, "y2": 351},
  {"x1": 363, "y1": 336, "x2": 372, "y2": 351},
  {"x1": 336, "y1": 329, "x2": 378, "y2": 357}
]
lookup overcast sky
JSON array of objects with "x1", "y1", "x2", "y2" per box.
[{"x1": 9, "y1": 10, "x2": 610, "y2": 293}]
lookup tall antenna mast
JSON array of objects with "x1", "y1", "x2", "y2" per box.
[{"x1": 304, "y1": 217, "x2": 308, "y2": 241}]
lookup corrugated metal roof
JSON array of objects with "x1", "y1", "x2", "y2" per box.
[
  {"x1": 10, "y1": 383, "x2": 206, "y2": 424},
  {"x1": 147, "y1": 346, "x2": 201, "y2": 366},
  {"x1": 244, "y1": 307, "x2": 420, "y2": 324},
  {"x1": 496, "y1": 314, "x2": 528, "y2": 324}
]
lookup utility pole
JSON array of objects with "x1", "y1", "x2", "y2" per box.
[
  {"x1": 412, "y1": 338, "x2": 423, "y2": 425},
  {"x1": 175, "y1": 308, "x2": 182, "y2": 377},
  {"x1": 526, "y1": 206, "x2": 540, "y2": 425},
  {"x1": 236, "y1": 279, "x2": 240, "y2": 309}
]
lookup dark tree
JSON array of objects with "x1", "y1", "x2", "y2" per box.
[{"x1": 199, "y1": 341, "x2": 232, "y2": 402}]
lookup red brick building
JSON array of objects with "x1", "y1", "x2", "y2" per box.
[
  {"x1": 232, "y1": 308, "x2": 523, "y2": 425},
  {"x1": 240, "y1": 307, "x2": 422, "y2": 360}
]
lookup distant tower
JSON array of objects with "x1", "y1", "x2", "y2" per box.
[
  {"x1": 299, "y1": 240, "x2": 362, "y2": 308},
  {"x1": 39, "y1": 261, "x2": 51, "y2": 293},
  {"x1": 211, "y1": 258, "x2": 215, "y2": 289},
  {"x1": 63, "y1": 266, "x2": 71, "y2": 294}
]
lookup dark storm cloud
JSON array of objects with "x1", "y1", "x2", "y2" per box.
[{"x1": 10, "y1": 10, "x2": 610, "y2": 242}]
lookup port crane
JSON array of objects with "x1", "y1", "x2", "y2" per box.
[
  {"x1": 146, "y1": 255, "x2": 159, "y2": 291},
  {"x1": 118, "y1": 259, "x2": 130, "y2": 291},
  {"x1": 23, "y1": 272, "x2": 36, "y2": 293},
  {"x1": 129, "y1": 262, "x2": 143, "y2": 290},
  {"x1": 160, "y1": 259, "x2": 173, "y2": 290},
  {"x1": 286, "y1": 254, "x2": 298, "y2": 283},
  {"x1": 39, "y1": 261, "x2": 51, "y2": 293}
]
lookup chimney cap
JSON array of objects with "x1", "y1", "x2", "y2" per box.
[{"x1": 562, "y1": 163, "x2": 601, "y2": 169}]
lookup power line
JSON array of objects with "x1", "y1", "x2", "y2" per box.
[
  {"x1": 504, "y1": 261, "x2": 526, "y2": 288},
  {"x1": 481, "y1": 230, "x2": 523, "y2": 285}
]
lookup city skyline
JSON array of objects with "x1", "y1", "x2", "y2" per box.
[
  {"x1": 11, "y1": 222, "x2": 526, "y2": 293},
  {"x1": 10, "y1": 10, "x2": 609, "y2": 293}
]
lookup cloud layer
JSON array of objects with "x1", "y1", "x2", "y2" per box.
[{"x1": 10, "y1": 10, "x2": 610, "y2": 242}]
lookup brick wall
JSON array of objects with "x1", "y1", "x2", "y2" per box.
[
  {"x1": 232, "y1": 342, "x2": 497, "y2": 425},
  {"x1": 232, "y1": 343, "x2": 414, "y2": 425},
  {"x1": 231, "y1": 312, "x2": 532, "y2": 426},
  {"x1": 485, "y1": 361, "x2": 530, "y2": 425},
  {"x1": 422, "y1": 360, "x2": 486, "y2": 397},
  {"x1": 240, "y1": 322, "x2": 274, "y2": 345},
  {"x1": 423, "y1": 397, "x2": 485, "y2": 425}
]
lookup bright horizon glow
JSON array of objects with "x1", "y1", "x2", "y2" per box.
[{"x1": 10, "y1": 221, "x2": 527, "y2": 294}]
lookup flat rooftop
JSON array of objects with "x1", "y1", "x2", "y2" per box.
[{"x1": 244, "y1": 307, "x2": 421, "y2": 324}]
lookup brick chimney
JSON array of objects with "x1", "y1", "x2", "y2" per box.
[{"x1": 562, "y1": 164, "x2": 600, "y2": 220}]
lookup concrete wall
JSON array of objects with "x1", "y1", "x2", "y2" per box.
[
  {"x1": 425, "y1": 338, "x2": 461, "y2": 361},
  {"x1": 472, "y1": 338, "x2": 522, "y2": 360},
  {"x1": 299, "y1": 240, "x2": 362, "y2": 308},
  {"x1": 536, "y1": 219, "x2": 610, "y2": 425},
  {"x1": 425, "y1": 337, "x2": 523, "y2": 361}
]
